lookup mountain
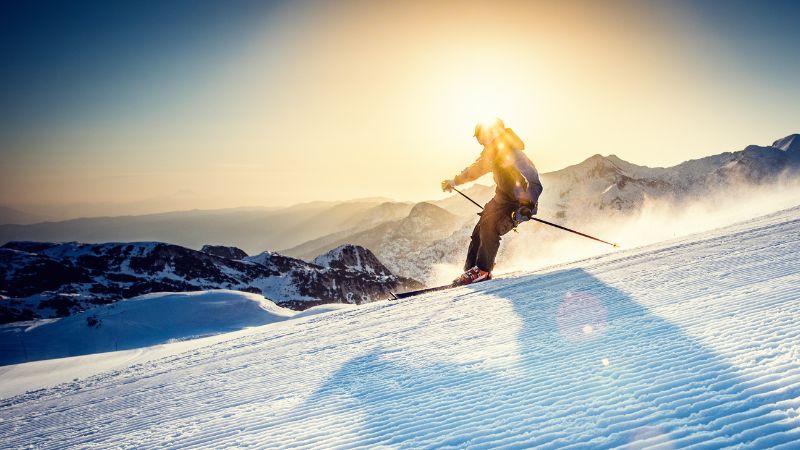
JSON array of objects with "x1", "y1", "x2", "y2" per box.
[
  {"x1": 538, "y1": 154, "x2": 674, "y2": 218},
  {"x1": 3, "y1": 204, "x2": 800, "y2": 447},
  {"x1": 0, "y1": 206, "x2": 51, "y2": 225},
  {"x1": 282, "y1": 202, "x2": 467, "y2": 278},
  {"x1": 312, "y1": 244, "x2": 393, "y2": 275},
  {"x1": 200, "y1": 244, "x2": 249, "y2": 260},
  {"x1": 430, "y1": 183, "x2": 495, "y2": 215},
  {"x1": 0, "y1": 241, "x2": 421, "y2": 323},
  {"x1": 536, "y1": 133, "x2": 800, "y2": 220},
  {"x1": 772, "y1": 133, "x2": 800, "y2": 153},
  {"x1": 0, "y1": 199, "x2": 413, "y2": 255}
]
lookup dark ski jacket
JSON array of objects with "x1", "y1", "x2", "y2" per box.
[{"x1": 453, "y1": 128, "x2": 543, "y2": 212}]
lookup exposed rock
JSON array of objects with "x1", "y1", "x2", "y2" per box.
[
  {"x1": 200, "y1": 245, "x2": 248, "y2": 260},
  {"x1": 312, "y1": 245, "x2": 393, "y2": 276}
]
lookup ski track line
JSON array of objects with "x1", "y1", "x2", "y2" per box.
[{"x1": 2, "y1": 207, "x2": 800, "y2": 448}]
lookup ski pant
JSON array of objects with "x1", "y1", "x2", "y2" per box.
[{"x1": 464, "y1": 197, "x2": 518, "y2": 272}]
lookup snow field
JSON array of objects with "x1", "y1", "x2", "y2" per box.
[
  {"x1": 0, "y1": 290, "x2": 322, "y2": 366},
  {"x1": 2, "y1": 206, "x2": 800, "y2": 448}
]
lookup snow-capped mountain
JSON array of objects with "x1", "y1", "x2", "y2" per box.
[
  {"x1": 312, "y1": 244, "x2": 393, "y2": 276},
  {"x1": 773, "y1": 133, "x2": 800, "y2": 152},
  {"x1": 3, "y1": 204, "x2": 800, "y2": 448},
  {"x1": 0, "y1": 241, "x2": 421, "y2": 323},
  {"x1": 540, "y1": 133, "x2": 800, "y2": 219},
  {"x1": 544, "y1": 135, "x2": 799, "y2": 217},
  {"x1": 283, "y1": 202, "x2": 467, "y2": 278}
]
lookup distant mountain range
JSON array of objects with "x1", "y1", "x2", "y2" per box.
[
  {"x1": 540, "y1": 133, "x2": 800, "y2": 219},
  {"x1": 0, "y1": 206, "x2": 52, "y2": 225},
  {"x1": 0, "y1": 241, "x2": 420, "y2": 323},
  {"x1": 0, "y1": 200, "x2": 414, "y2": 255}
]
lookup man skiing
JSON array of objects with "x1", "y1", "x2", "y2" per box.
[{"x1": 442, "y1": 118, "x2": 543, "y2": 285}]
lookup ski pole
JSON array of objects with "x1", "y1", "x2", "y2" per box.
[
  {"x1": 452, "y1": 185, "x2": 484, "y2": 209},
  {"x1": 450, "y1": 186, "x2": 619, "y2": 248},
  {"x1": 527, "y1": 216, "x2": 619, "y2": 248}
]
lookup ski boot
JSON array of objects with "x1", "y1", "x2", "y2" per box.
[{"x1": 453, "y1": 266, "x2": 492, "y2": 286}]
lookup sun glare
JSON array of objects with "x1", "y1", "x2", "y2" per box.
[
  {"x1": 430, "y1": 62, "x2": 548, "y2": 153},
  {"x1": 452, "y1": 76, "x2": 526, "y2": 126}
]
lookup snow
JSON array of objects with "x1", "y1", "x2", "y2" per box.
[
  {"x1": 35, "y1": 241, "x2": 161, "y2": 261},
  {"x1": 0, "y1": 290, "x2": 295, "y2": 366},
  {"x1": 313, "y1": 245, "x2": 363, "y2": 270},
  {"x1": 312, "y1": 244, "x2": 385, "y2": 275},
  {"x1": 2, "y1": 205, "x2": 800, "y2": 448},
  {"x1": 773, "y1": 134, "x2": 800, "y2": 153}
]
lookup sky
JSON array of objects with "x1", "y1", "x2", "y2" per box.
[{"x1": 1, "y1": 0, "x2": 799, "y2": 218}]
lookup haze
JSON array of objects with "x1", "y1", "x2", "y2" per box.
[{"x1": 1, "y1": 0, "x2": 799, "y2": 219}]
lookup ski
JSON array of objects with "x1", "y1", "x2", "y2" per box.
[{"x1": 390, "y1": 283, "x2": 457, "y2": 300}]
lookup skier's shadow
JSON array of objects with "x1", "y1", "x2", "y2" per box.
[{"x1": 287, "y1": 268, "x2": 798, "y2": 448}]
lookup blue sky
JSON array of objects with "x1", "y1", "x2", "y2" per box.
[
  {"x1": 1, "y1": 0, "x2": 799, "y2": 215},
  {"x1": 0, "y1": 0, "x2": 273, "y2": 136}
]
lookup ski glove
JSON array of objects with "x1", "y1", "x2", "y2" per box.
[
  {"x1": 512, "y1": 205, "x2": 533, "y2": 225},
  {"x1": 441, "y1": 179, "x2": 455, "y2": 193}
]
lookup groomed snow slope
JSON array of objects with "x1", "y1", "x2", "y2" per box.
[{"x1": 2, "y1": 206, "x2": 800, "y2": 448}]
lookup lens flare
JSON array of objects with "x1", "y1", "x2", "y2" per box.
[{"x1": 556, "y1": 291, "x2": 607, "y2": 343}]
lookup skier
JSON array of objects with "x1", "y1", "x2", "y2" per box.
[{"x1": 442, "y1": 118, "x2": 543, "y2": 285}]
